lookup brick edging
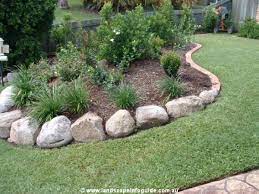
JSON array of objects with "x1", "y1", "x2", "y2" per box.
[{"x1": 186, "y1": 43, "x2": 221, "y2": 92}]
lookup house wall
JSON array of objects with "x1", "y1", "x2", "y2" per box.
[
  {"x1": 232, "y1": 0, "x2": 259, "y2": 26},
  {"x1": 257, "y1": 3, "x2": 259, "y2": 22}
]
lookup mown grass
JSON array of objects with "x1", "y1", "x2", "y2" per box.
[
  {"x1": 54, "y1": 0, "x2": 99, "y2": 23},
  {"x1": 0, "y1": 34, "x2": 259, "y2": 193}
]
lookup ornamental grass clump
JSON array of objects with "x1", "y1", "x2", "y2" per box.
[
  {"x1": 30, "y1": 86, "x2": 64, "y2": 124},
  {"x1": 109, "y1": 83, "x2": 138, "y2": 109},
  {"x1": 62, "y1": 78, "x2": 90, "y2": 114},
  {"x1": 12, "y1": 66, "x2": 44, "y2": 108},
  {"x1": 159, "y1": 77, "x2": 184, "y2": 100}
]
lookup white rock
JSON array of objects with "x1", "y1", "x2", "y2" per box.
[
  {"x1": 71, "y1": 112, "x2": 106, "y2": 143},
  {"x1": 199, "y1": 89, "x2": 218, "y2": 105},
  {"x1": 106, "y1": 110, "x2": 135, "y2": 138},
  {"x1": 166, "y1": 96, "x2": 204, "y2": 118},
  {"x1": 36, "y1": 116, "x2": 73, "y2": 148},
  {"x1": 136, "y1": 105, "x2": 169, "y2": 129},
  {"x1": 0, "y1": 110, "x2": 23, "y2": 138},
  {"x1": 6, "y1": 73, "x2": 16, "y2": 82},
  {"x1": 0, "y1": 86, "x2": 15, "y2": 113},
  {"x1": 8, "y1": 117, "x2": 40, "y2": 145}
]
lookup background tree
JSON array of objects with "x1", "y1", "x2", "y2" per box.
[
  {"x1": 58, "y1": 0, "x2": 70, "y2": 9},
  {"x1": 0, "y1": 0, "x2": 56, "y2": 69}
]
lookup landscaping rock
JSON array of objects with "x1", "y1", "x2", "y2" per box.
[
  {"x1": 0, "y1": 86, "x2": 15, "y2": 113},
  {"x1": 97, "y1": 59, "x2": 109, "y2": 69},
  {"x1": 71, "y1": 112, "x2": 106, "y2": 143},
  {"x1": 136, "y1": 105, "x2": 169, "y2": 129},
  {"x1": 199, "y1": 89, "x2": 218, "y2": 105},
  {"x1": 6, "y1": 73, "x2": 16, "y2": 82},
  {"x1": 106, "y1": 110, "x2": 135, "y2": 138},
  {"x1": 8, "y1": 117, "x2": 40, "y2": 145},
  {"x1": 0, "y1": 110, "x2": 23, "y2": 139},
  {"x1": 36, "y1": 116, "x2": 72, "y2": 148},
  {"x1": 166, "y1": 96, "x2": 204, "y2": 118}
]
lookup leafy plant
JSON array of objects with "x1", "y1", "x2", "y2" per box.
[
  {"x1": 239, "y1": 18, "x2": 259, "y2": 39},
  {"x1": 98, "y1": 4, "x2": 154, "y2": 71},
  {"x1": 12, "y1": 66, "x2": 44, "y2": 107},
  {"x1": 30, "y1": 86, "x2": 63, "y2": 124},
  {"x1": 159, "y1": 77, "x2": 183, "y2": 100},
  {"x1": 0, "y1": 0, "x2": 56, "y2": 68},
  {"x1": 56, "y1": 42, "x2": 84, "y2": 82},
  {"x1": 160, "y1": 52, "x2": 181, "y2": 78},
  {"x1": 109, "y1": 83, "x2": 138, "y2": 109},
  {"x1": 28, "y1": 58, "x2": 53, "y2": 83},
  {"x1": 148, "y1": 0, "x2": 174, "y2": 42},
  {"x1": 203, "y1": 7, "x2": 217, "y2": 33},
  {"x1": 62, "y1": 79, "x2": 90, "y2": 114}
]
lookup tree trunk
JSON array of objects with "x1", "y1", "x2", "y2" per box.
[{"x1": 58, "y1": 0, "x2": 69, "y2": 9}]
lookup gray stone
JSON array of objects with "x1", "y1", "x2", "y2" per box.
[
  {"x1": 36, "y1": 116, "x2": 72, "y2": 148},
  {"x1": 97, "y1": 59, "x2": 109, "y2": 69},
  {"x1": 8, "y1": 117, "x2": 40, "y2": 145},
  {"x1": 0, "y1": 86, "x2": 15, "y2": 113},
  {"x1": 166, "y1": 96, "x2": 204, "y2": 118},
  {"x1": 106, "y1": 110, "x2": 135, "y2": 138},
  {"x1": 71, "y1": 112, "x2": 106, "y2": 143},
  {"x1": 0, "y1": 110, "x2": 23, "y2": 139},
  {"x1": 199, "y1": 89, "x2": 218, "y2": 105},
  {"x1": 136, "y1": 105, "x2": 169, "y2": 129},
  {"x1": 6, "y1": 73, "x2": 16, "y2": 82}
]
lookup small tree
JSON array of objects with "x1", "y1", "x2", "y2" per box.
[{"x1": 0, "y1": 0, "x2": 56, "y2": 68}]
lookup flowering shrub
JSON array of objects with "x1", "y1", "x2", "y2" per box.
[{"x1": 98, "y1": 5, "x2": 156, "y2": 71}]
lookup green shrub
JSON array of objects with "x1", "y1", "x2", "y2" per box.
[
  {"x1": 30, "y1": 86, "x2": 63, "y2": 124},
  {"x1": 109, "y1": 84, "x2": 138, "y2": 109},
  {"x1": 98, "y1": 5, "x2": 154, "y2": 71},
  {"x1": 240, "y1": 18, "x2": 259, "y2": 39},
  {"x1": 160, "y1": 52, "x2": 181, "y2": 78},
  {"x1": 87, "y1": 66, "x2": 124, "y2": 88},
  {"x1": 62, "y1": 79, "x2": 90, "y2": 114},
  {"x1": 148, "y1": 0, "x2": 174, "y2": 42},
  {"x1": 159, "y1": 77, "x2": 183, "y2": 99},
  {"x1": 28, "y1": 58, "x2": 53, "y2": 83},
  {"x1": 51, "y1": 15, "x2": 74, "y2": 48},
  {"x1": 179, "y1": 5, "x2": 195, "y2": 35},
  {"x1": 0, "y1": 0, "x2": 56, "y2": 68},
  {"x1": 203, "y1": 7, "x2": 217, "y2": 33},
  {"x1": 56, "y1": 42, "x2": 84, "y2": 82}
]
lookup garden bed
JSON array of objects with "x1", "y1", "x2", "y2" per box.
[{"x1": 84, "y1": 46, "x2": 211, "y2": 122}]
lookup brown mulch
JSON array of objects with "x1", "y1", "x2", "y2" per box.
[{"x1": 83, "y1": 44, "x2": 212, "y2": 122}]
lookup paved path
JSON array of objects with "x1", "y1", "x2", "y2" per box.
[{"x1": 180, "y1": 170, "x2": 259, "y2": 194}]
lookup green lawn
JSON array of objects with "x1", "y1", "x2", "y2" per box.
[
  {"x1": 0, "y1": 34, "x2": 259, "y2": 193},
  {"x1": 54, "y1": 0, "x2": 99, "y2": 23}
]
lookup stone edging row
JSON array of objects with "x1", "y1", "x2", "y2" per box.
[{"x1": 0, "y1": 43, "x2": 221, "y2": 149}]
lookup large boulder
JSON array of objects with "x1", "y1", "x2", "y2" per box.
[
  {"x1": 166, "y1": 96, "x2": 204, "y2": 118},
  {"x1": 106, "y1": 110, "x2": 135, "y2": 138},
  {"x1": 71, "y1": 112, "x2": 106, "y2": 143},
  {"x1": 0, "y1": 86, "x2": 15, "y2": 113},
  {"x1": 199, "y1": 89, "x2": 219, "y2": 105},
  {"x1": 0, "y1": 110, "x2": 23, "y2": 138},
  {"x1": 136, "y1": 105, "x2": 169, "y2": 129},
  {"x1": 8, "y1": 117, "x2": 40, "y2": 145},
  {"x1": 36, "y1": 116, "x2": 73, "y2": 148},
  {"x1": 6, "y1": 73, "x2": 17, "y2": 82}
]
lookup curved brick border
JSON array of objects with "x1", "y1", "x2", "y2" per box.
[{"x1": 186, "y1": 43, "x2": 221, "y2": 92}]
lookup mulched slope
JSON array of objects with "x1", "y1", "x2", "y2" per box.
[{"x1": 85, "y1": 45, "x2": 211, "y2": 122}]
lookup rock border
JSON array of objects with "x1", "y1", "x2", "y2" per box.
[{"x1": 0, "y1": 43, "x2": 221, "y2": 148}]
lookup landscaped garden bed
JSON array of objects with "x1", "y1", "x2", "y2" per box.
[{"x1": 0, "y1": 1, "x2": 220, "y2": 149}]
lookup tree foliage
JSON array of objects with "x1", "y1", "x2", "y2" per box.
[{"x1": 0, "y1": 0, "x2": 56, "y2": 68}]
